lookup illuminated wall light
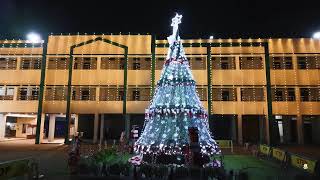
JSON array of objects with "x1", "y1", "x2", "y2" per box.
[
  {"x1": 26, "y1": 32, "x2": 42, "y2": 43},
  {"x1": 312, "y1": 32, "x2": 320, "y2": 39}
]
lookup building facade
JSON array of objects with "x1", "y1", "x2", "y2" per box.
[{"x1": 0, "y1": 34, "x2": 319, "y2": 145}]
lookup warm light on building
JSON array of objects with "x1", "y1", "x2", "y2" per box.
[{"x1": 0, "y1": 34, "x2": 319, "y2": 146}]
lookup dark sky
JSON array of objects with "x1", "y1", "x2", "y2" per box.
[{"x1": 1, "y1": 0, "x2": 320, "y2": 39}]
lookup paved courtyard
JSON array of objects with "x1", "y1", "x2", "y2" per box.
[{"x1": 0, "y1": 139, "x2": 69, "y2": 179}]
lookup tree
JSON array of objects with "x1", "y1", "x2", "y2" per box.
[{"x1": 135, "y1": 13, "x2": 220, "y2": 157}]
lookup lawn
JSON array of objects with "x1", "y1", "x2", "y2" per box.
[{"x1": 223, "y1": 155, "x2": 304, "y2": 180}]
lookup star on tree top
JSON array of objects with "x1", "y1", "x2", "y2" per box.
[{"x1": 171, "y1": 13, "x2": 183, "y2": 27}]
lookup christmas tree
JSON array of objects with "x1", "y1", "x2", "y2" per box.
[{"x1": 135, "y1": 14, "x2": 220, "y2": 157}]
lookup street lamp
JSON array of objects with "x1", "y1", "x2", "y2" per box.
[
  {"x1": 312, "y1": 32, "x2": 320, "y2": 39},
  {"x1": 26, "y1": 32, "x2": 42, "y2": 43},
  {"x1": 209, "y1": 35, "x2": 214, "y2": 39}
]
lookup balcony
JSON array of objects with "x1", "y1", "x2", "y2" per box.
[
  {"x1": 212, "y1": 70, "x2": 266, "y2": 85},
  {"x1": 0, "y1": 70, "x2": 40, "y2": 84},
  {"x1": 0, "y1": 101, "x2": 38, "y2": 113}
]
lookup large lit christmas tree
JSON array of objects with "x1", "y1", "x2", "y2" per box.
[{"x1": 135, "y1": 14, "x2": 220, "y2": 158}]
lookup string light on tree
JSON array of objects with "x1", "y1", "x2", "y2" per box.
[{"x1": 135, "y1": 13, "x2": 220, "y2": 157}]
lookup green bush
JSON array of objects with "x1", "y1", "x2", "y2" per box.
[{"x1": 92, "y1": 148, "x2": 132, "y2": 165}]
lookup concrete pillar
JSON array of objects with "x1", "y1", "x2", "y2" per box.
[
  {"x1": 265, "y1": 114, "x2": 271, "y2": 145},
  {"x1": 100, "y1": 114, "x2": 105, "y2": 144},
  {"x1": 259, "y1": 116, "x2": 265, "y2": 143},
  {"x1": 93, "y1": 113, "x2": 99, "y2": 143},
  {"x1": 39, "y1": 113, "x2": 45, "y2": 143},
  {"x1": 236, "y1": 87, "x2": 243, "y2": 145},
  {"x1": 295, "y1": 87, "x2": 303, "y2": 144},
  {"x1": 48, "y1": 114, "x2": 56, "y2": 142},
  {"x1": 263, "y1": 87, "x2": 271, "y2": 145},
  {"x1": 297, "y1": 115, "x2": 304, "y2": 144},
  {"x1": 0, "y1": 114, "x2": 7, "y2": 140},
  {"x1": 237, "y1": 115, "x2": 243, "y2": 145},
  {"x1": 231, "y1": 115, "x2": 237, "y2": 142},
  {"x1": 13, "y1": 87, "x2": 18, "y2": 101},
  {"x1": 16, "y1": 57, "x2": 21, "y2": 70},
  {"x1": 74, "y1": 114, "x2": 79, "y2": 136},
  {"x1": 96, "y1": 86, "x2": 100, "y2": 102},
  {"x1": 97, "y1": 57, "x2": 102, "y2": 70}
]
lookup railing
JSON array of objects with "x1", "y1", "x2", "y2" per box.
[
  {"x1": 258, "y1": 144, "x2": 319, "y2": 174},
  {"x1": 0, "y1": 95, "x2": 14, "y2": 100},
  {"x1": 216, "y1": 140, "x2": 233, "y2": 153}
]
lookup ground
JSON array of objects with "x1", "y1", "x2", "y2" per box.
[
  {"x1": 0, "y1": 139, "x2": 69, "y2": 179},
  {"x1": 0, "y1": 139, "x2": 318, "y2": 179},
  {"x1": 223, "y1": 155, "x2": 301, "y2": 179}
]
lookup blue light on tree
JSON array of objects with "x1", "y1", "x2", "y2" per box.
[{"x1": 135, "y1": 13, "x2": 220, "y2": 156}]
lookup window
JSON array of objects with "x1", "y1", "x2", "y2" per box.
[
  {"x1": 74, "y1": 57, "x2": 97, "y2": 69},
  {"x1": 81, "y1": 89, "x2": 90, "y2": 100},
  {"x1": 240, "y1": 56, "x2": 263, "y2": 69},
  {"x1": 133, "y1": 62, "x2": 141, "y2": 70},
  {"x1": 119, "y1": 58, "x2": 125, "y2": 69},
  {"x1": 271, "y1": 57, "x2": 293, "y2": 69},
  {"x1": 212, "y1": 57, "x2": 236, "y2": 69},
  {"x1": 156, "y1": 57, "x2": 166, "y2": 70},
  {"x1": 222, "y1": 91, "x2": 230, "y2": 101},
  {"x1": 18, "y1": 86, "x2": 39, "y2": 100},
  {"x1": 128, "y1": 57, "x2": 151, "y2": 70},
  {"x1": 99, "y1": 87, "x2": 125, "y2": 101},
  {"x1": 300, "y1": 88, "x2": 320, "y2": 101},
  {"x1": 71, "y1": 87, "x2": 96, "y2": 101},
  {"x1": 20, "y1": 58, "x2": 41, "y2": 69},
  {"x1": 118, "y1": 91, "x2": 124, "y2": 101},
  {"x1": 19, "y1": 88, "x2": 28, "y2": 100},
  {"x1": 274, "y1": 90, "x2": 283, "y2": 101},
  {"x1": 0, "y1": 58, "x2": 17, "y2": 70},
  {"x1": 297, "y1": 56, "x2": 320, "y2": 69},
  {"x1": 287, "y1": 89, "x2": 296, "y2": 101},
  {"x1": 127, "y1": 87, "x2": 150, "y2": 101},
  {"x1": 45, "y1": 86, "x2": 67, "y2": 101},
  {"x1": 241, "y1": 88, "x2": 264, "y2": 101},
  {"x1": 101, "y1": 57, "x2": 122, "y2": 69},
  {"x1": 72, "y1": 90, "x2": 76, "y2": 100},
  {"x1": 189, "y1": 57, "x2": 206, "y2": 70},
  {"x1": 22, "y1": 124, "x2": 27, "y2": 134},
  {"x1": 48, "y1": 58, "x2": 69, "y2": 69},
  {"x1": 132, "y1": 90, "x2": 140, "y2": 101},
  {"x1": 271, "y1": 88, "x2": 295, "y2": 101},
  {"x1": 21, "y1": 60, "x2": 31, "y2": 69},
  {"x1": 31, "y1": 88, "x2": 39, "y2": 100},
  {"x1": 0, "y1": 86, "x2": 14, "y2": 100},
  {"x1": 212, "y1": 88, "x2": 237, "y2": 101},
  {"x1": 196, "y1": 87, "x2": 207, "y2": 101}
]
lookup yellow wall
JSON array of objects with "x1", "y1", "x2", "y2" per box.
[
  {"x1": 47, "y1": 35, "x2": 151, "y2": 54},
  {"x1": 0, "y1": 36, "x2": 319, "y2": 115}
]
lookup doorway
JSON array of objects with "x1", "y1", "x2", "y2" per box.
[
  {"x1": 242, "y1": 115, "x2": 261, "y2": 143},
  {"x1": 210, "y1": 114, "x2": 237, "y2": 141}
]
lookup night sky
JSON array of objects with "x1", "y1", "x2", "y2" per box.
[{"x1": 1, "y1": 0, "x2": 320, "y2": 39}]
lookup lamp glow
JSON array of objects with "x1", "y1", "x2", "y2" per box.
[
  {"x1": 312, "y1": 32, "x2": 320, "y2": 39},
  {"x1": 209, "y1": 35, "x2": 214, "y2": 39},
  {"x1": 26, "y1": 32, "x2": 42, "y2": 43}
]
